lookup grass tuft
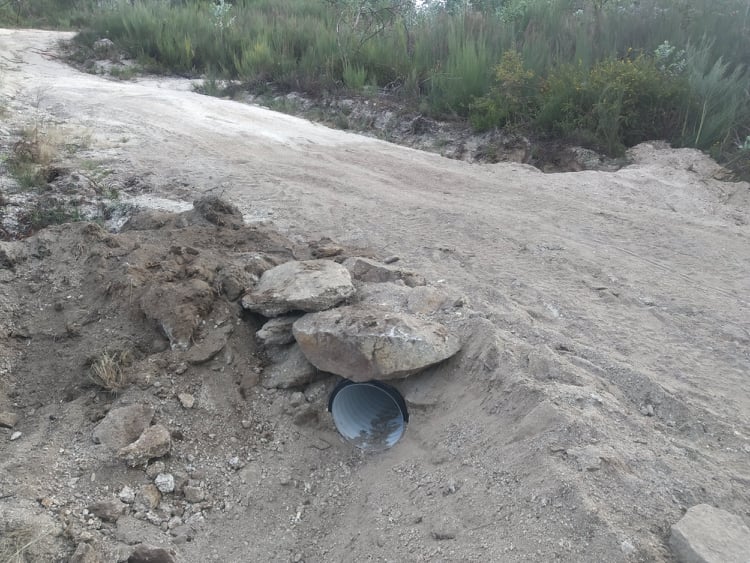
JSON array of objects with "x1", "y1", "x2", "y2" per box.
[
  {"x1": 0, "y1": 523, "x2": 52, "y2": 563},
  {"x1": 89, "y1": 349, "x2": 132, "y2": 392}
]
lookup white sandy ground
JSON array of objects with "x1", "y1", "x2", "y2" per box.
[{"x1": 1, "y1": 29, "x2": 749, "y2": 561}]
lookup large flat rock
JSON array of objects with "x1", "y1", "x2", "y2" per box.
[
  {"x1": 241, "y1": 260, "x2": 355, "y2": 317},
  {"x1": 670, "y1": 504, "x2": 750, "y2": 563},
  {"x1": 292, "y1": 305, "x2": 461, "y2": 381}
]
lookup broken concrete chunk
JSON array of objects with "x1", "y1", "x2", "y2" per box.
[
  {"x1": 92, "y1": 404, "x2": 155, "y2": 450},
  {"x1": 241, "y1": 259, "x2": 355, "y2": 317},
  {"x1": 343, "y1": 256, "x2": 426, "y2": 287},
  {"x1": 262, "y1": 344, "x2": 323, "y2": 389},
  {"x1": 670, "y1": 504, "x2": 750, "y2": 563},
  {"x1": 256, "y1": 315, "x2": 302, "y2": 347},
  {"x1": 118, "y1": 424, "x2": 172, "y2": 467},
  {"x1": 293, "y1": 305, "x2": 461, "y2": 381}
]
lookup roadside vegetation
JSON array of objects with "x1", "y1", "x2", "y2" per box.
[
  {"x1": 3, "y1": 0, "x2": 750, "y2": 175},
  {"x1": 0, "y1": 95, "x2": 123, "y2": 238},
  {"x1": 0, "y1": 0, "x2": 98, "y2": 28}
]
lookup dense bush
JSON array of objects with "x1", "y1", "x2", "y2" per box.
[
  {"x1": 535, "y1": 54, "x2": 688, "y2": 155},
  {"x1": 469, "y1": 50, "x2": 537, "y2": 131}
]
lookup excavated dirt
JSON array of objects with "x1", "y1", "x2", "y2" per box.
[{"x1": 1, "y1": 29, "x2": 750, "y2": 562}]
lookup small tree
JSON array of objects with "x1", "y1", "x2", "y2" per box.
[{"x1": 326, "y1": 0, "x2": 416, "y2": 66}]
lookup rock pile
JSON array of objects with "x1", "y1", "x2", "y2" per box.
[{"x1": 241, "y1": 256, "x2": 463, "y2": 388}]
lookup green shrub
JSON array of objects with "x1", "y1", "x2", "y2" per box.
[
  {"x1": 679, "y1": 41, "x2": 750, "y2": 155},
  {"x1": 537, "y1": 55, "x2": 687, "y2": 155},
  {"x1": 469, "y1": 50, "x2": 537, "y2": 131}
]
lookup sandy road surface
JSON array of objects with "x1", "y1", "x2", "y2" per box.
[{"x1": 2, "y1": 29, "x2": 750, "y2": 561}]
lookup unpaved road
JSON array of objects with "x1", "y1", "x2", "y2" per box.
[{"x1": 1, "y1": 29, "x2": 750, "y2": 562}]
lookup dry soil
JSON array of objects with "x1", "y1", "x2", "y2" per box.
[{"x1": 0, "y1": 29, "x2": 749, "y2": 562}]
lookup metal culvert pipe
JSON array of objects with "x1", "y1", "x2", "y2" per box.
[{"x1": 328, "y1": 379, "x2": 409, "y2": 451}]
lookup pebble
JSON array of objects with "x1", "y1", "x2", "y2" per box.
[
  {"x1": 183, "y1": 486, "x2": 205, "y2": 503},
  {"x1": 135, "y1": 484, "x2": 161, "y2": 510},
  {"x1": 146, "y1": 461, "x2": 166, "y2": 479},
  {"x1": 10, "y1": 431, "x2": 21, "y2": 441},
  {"x1": 119, "y1": 486, "x2": 136, "y2": 504},
  {"x1": 87, "y1": 499, "x2": 126, "y2": 523},
  {"x1": 155, "y1": 473, "x2": 175, "y2": 493},
  {"x1": 227, "y1": 456, "x2": 242, "y2": 470},
  {"x1": 431, "y1": 530, "x2": 456, "y2": 541},
  {"x1": 620, "y1": 539, "x2": 636, "y2": 555},
  {"x1": 178, "y1": 393, "x2": 195, "y2": 409}
]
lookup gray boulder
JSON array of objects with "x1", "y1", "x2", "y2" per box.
[
  {"x1": 670, "y1": 504, "x2": 750, "y2": 563},
  {"x1": 293, "y1": 305, "x2": 461, "y2": 381},
  {"x1": 241, "y1": 260, "x2": 355, "y2": 317},
  {"x1": 92, "y1": 404, "x2": 155, "y2": 450}
]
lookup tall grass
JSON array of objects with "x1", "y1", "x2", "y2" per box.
[{"x1": 21, "y1": 0, "x2": 747, "y2": 169}]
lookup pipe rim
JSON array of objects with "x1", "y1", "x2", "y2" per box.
[{"x1": 328, "y1": 379, "x2": 409, "y2": 450}]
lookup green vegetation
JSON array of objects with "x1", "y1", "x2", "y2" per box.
[
  {"x1": 5, "y1": 0, "x2": 750, "y2": 171},
  {"x1": 1, "y1": 119, "x2": 118, "y2": 236},
  {"x1": 6, "y1": 125, "x2": 59, "y2": 189},
  {"x1": 89, "y1": 348, "x2": 132, "y2": 391},
  {"x1": 0, "y1": 0, "x2": 98, "y2": 28}
]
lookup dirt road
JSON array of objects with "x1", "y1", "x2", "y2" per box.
[{"x1": 1, "y1": 29, "x2": 749, "y2": 562}]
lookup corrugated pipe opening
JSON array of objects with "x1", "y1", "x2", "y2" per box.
[{"x1": 328, "y1": 379, "x2": 409, "y2": 451}]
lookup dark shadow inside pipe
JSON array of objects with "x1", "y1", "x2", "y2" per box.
[{"x1": 328, "y1": 380, "x2": 409, "y2": 451}]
